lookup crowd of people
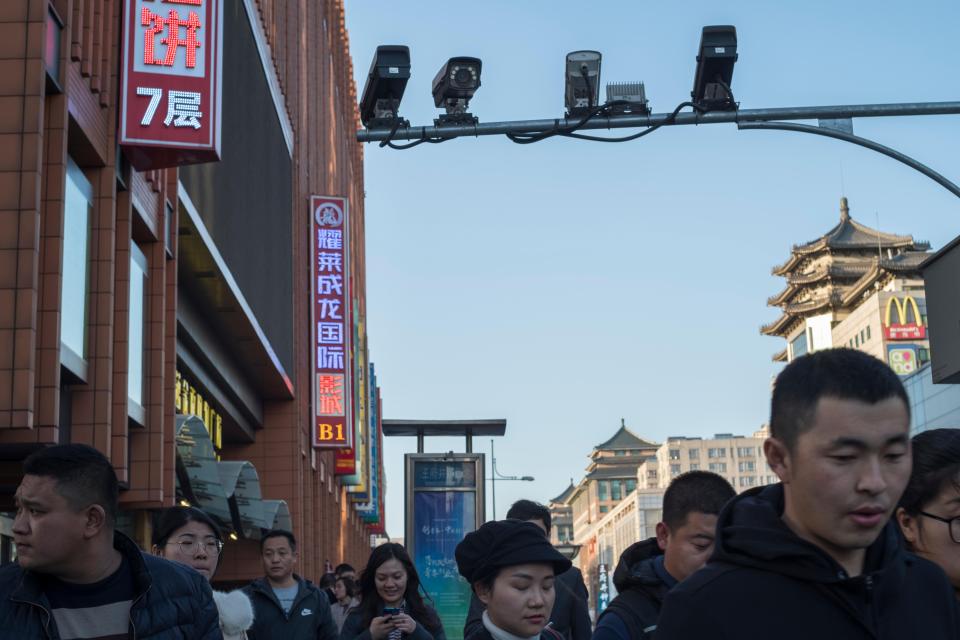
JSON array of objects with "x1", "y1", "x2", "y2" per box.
[{"x1": 1, "y1": 348, "x2": 959, "y2": 638}]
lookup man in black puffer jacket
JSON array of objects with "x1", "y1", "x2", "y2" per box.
[
  {"x1": 657, "y1": 349, "x2": 960, "y2": 640},
  {"x1": 0, "y1": 444, "x2": 220, "y2": 639},
  {"x1": 594, "y1": 471, "x2": 734, "y2": 640}
]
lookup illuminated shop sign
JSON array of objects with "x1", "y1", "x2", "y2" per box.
[
  {"x1": 174, "y1": 370, "x2": 223, "y2": 450},
  {"x1": 311, "y1": 196, "x2": 352, "y2": 448},
  {"x1": 887, "y1": 345, "x2": 919, "y2": 377},
  {"x1": 884, "y1": 295, "x2": 926, "y2": 341},
  {"x1": 120, "y1": 0, "x2": 223, "y2": 170}
]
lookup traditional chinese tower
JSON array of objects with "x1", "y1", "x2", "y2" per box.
[{"x1": 762, "y1": 197, "x2": 932, "y2": 369}]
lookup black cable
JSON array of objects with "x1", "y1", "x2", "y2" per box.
[{"x1": 561, "y1": 100, "x2": 704, "y2": 142}]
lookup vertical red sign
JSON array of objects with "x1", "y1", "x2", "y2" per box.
[
  {"x1": 119, "y1": 0, "x2": 223, "y2": 170},
  {"x1": 311, "y1": 196, "x2": 352, "y2": 448}
]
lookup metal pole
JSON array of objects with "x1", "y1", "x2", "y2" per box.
[
  {"x1": 357, "y1": 101, "x2": 960, "y2": 142},
  {"x1": 491, "y1": 438, "x2": 496, "y2": 520},
  {"x1": 737, "y1": 121, "x2": 960, "y2": 200},
  {"x1": 417, "y1": 430, "x2": 424, "y2": 454}
]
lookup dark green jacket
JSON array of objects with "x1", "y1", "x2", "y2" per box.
[{"x1": 244, "y1": 575, "x2": 339, "y2": 640}]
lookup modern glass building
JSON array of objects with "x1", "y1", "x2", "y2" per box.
[{"x1": 903, "y1": 363, "x2": 960, "y2": 434}]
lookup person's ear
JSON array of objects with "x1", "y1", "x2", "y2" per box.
[
  {"x1": 152, "y1": 544, "x2": 164, "y2": 557},
  {"x1": 895, "y1": 507, "x2": 921, "y2": 548},
  {"x1": 82, "y1": 504, "x2": 108, "y2": 540},
  {"x1": 655, "y1": 521, "x2": 671, "y2": 552},
  {"x1": 474, "y1": 581, "x2": 493, "y2": 606},
  {"x1": 764, "y1": 437, "x2": 792, "y2": 483}
]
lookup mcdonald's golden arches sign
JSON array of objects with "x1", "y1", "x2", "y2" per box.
[{"x1": 883, "y1": 295, "x2": 926, "y2": 341}]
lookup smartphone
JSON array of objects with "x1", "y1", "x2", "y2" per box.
[{"x1": 383, "y1": 608, "x2": 402, "y2": 617}]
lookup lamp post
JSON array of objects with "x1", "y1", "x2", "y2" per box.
[{"x1": 489, "y1": 438, "x2": 535, "y2": 520}]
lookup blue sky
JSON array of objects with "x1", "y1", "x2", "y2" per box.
[{"x1": 343, "y1": 0, "x2": 960, "y2": 536}]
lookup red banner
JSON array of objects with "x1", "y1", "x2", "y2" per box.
[
  {"x1": 119, "y1": 0, "x2": 223, "y2": 170},
  {"x1": 335, "y1": 448, "x2": 356, "y2": 475},
  {"x1": 311, "y1": 196, "x2": 352, "y2": 448}
]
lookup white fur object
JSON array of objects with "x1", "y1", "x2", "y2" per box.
[{"x1": 213, "y1": 589, "x2": 255, "y2": 640}]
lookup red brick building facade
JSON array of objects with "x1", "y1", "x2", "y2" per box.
[{"x1": 0, "y1": 0, "x2": 381, "y2": 582}]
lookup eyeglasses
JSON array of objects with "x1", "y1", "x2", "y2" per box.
[
  {"x1": 167, "y1": 539, "x2": 224, "y2": 555},
  {"x1": 919, "y1": 511, "x2": 960, "y2": 543}
]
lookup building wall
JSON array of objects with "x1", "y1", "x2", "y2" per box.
[
  {"x1": 658, "y1": 435, "x2": 775, "y2": 491},
  {"x1": 0, "y1": 0, "x2": 377, "y2": 579},
  {"x1": 904, "y1": 363, "x2": 960, "y2": 434}
]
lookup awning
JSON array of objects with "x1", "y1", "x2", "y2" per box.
[{"x1": 175, "y1": 414, "x2": 287, "y2": 538}]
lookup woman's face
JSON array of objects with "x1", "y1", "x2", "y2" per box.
[
  {"x1": 334, "y1": 579, "x2": 347, "y2": 601},
  {"x1": 900, "y1": 478, "x2": 960, "y2": 592},
  {"x1": 477, "y1": 563, "x2": 556, "y2": 637},
  {"x1": 156, "y1": 520, "x2": 219, "y2": 581},
  {"x1": 374, "y1": 558, "x2": 408, "y2": 606}
]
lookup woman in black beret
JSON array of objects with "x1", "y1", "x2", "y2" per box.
[
  {"x1": 456, "y1": 520, "x2": 572, "y2": 640},
  {"x1": 340, "y1": 542, "x2": 445, "y2": 640}
]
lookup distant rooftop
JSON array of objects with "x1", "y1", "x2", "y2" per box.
[{"x1": 593, "y1": 420, "x2": 659, "y2": 451}]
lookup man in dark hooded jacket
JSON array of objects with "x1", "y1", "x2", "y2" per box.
[
  {"x1": 593, "y1": 471, "x2": 734, "y2": 640},
  {"x1": 657, "y1": 349, "x2": 960, "y2": 640}
]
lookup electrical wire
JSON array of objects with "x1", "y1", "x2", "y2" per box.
[{"x1": 561, "y1": 101, "x2": 704, "y2": 142}]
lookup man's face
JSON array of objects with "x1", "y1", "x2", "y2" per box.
[
  {"x1": 261, "y1": 536, "x2": 297, "y2": 583},
  {"x1": 657, "y1": 512, "x2": 718, "y2": 582},
  {"x1": 13, "y1": 474, "x2": 90, "y2": 575},
  {"x1": 769, "y1": 396, "x2": 911, "y2": 570}
]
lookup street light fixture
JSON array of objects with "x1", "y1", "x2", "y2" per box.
[
  {"x1": 691, "y1": 25, "x2": 738, "y2": 110},
  {"x1": 489, "y1": 439, "x2": 534, "y2": 519},
  {"x1": 359, "y1": 45, "x2": 411, "y2": 128},
  {"x1": 565, "y1": 50, "x2": 602, "y2": 116},
  {"x1": 432, "y1": 56, "x2": 482, "y2": 125}
]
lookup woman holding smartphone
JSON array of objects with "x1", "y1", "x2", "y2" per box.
[{"x1": 340, "y1": 542, "x2": 445, "y2": 640}]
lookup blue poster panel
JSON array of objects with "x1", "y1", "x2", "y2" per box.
[{"x1": 413, "y1": 491, "x2": 475, "y2": 640}]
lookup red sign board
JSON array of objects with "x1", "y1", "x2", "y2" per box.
[
  {"x1": 335, "y1": 448, "x2": 356, "y2": 475},
  {"x1": 883, "y1": 295, "x2": 927, "y2": 341},
  {"x1": 119, "y1": 0, "x2": 223, "y2": 170},
  {"x1": 311, "y1": 196, "x2": 352, "y2": 448}
]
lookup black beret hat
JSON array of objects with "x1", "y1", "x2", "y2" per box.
[{"x1": 455, "y1": 519, "x2": 572, "y2": 584}]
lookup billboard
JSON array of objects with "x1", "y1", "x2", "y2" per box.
[
  {"x1": 311, "y1": 196, "x2": 352, "y2": 448},
  {"x1": 120, "y1": 0, "x2": 223, "y2": 170},
  {"x1": 884, "y1": 295, "x2": 927, "y2": 341},
  {"x1": 888, "y1": 345, "x2": 919, "y2": 376}
]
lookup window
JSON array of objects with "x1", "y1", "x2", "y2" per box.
[
  {"x1": 598, "y1": 481, "x2": 608, "y2": 501},
  {"x1": 689, "y1": 449, "x2": 700, "y2": 460},
  {"x1": 625, "y1": 479, "x2": 636, "y2": 493},
  {"x1": 612, "y1": 480, "x2": 623, "y2": 500},
  {"x1": 708, "y1": 448, "x2": 726, "y2": 458},
  {"x1": 866, "y1": 325, "x2": 871, "y2": 340},
  {"x1": 709, "y1": 462, "x2": 727, "y2": 473},
  {"x1": 128, "y1": 242, "x2": 148, "y2": 416},
  {"x1": 599, "y1": 505, "x2": 609, "y2": 514},
  {"x1": 61, "y1": 157, "x2": 93, "y2": 363},
  {"x1": 669, "y1": 449, "x2": 681, "y2": 461},
  {"x1": 919, "y1": 348, "x2": 931, "y2": 365},
  {"x1": 855, "y1": 333, "x2": 860, "y2": 347},
  {"x1": 791, "y1": 331, "x2": 808, "y2": 359},
  {"x1": 670, "y1": 464, "x2": 681, "y2": 477},
  {"x1": 690, "y1": 463, "x2": 700, "y2": 471},
  {"x1": 739, "y1": 460, "x2": 756, "y2": 472},
  {"x1": 739, "y1": 476, "x2": 756, "y2": 488},
  {"x1": 614, "y1": 450, "x2": 626, "y2": 456}
]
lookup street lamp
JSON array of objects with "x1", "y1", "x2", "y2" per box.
[{"x1": 489, "y1": 439, "x2": 534, "y2": 520}]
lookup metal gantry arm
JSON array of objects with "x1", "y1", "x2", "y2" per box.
[{"x1": 357, "y1": 100, "x2": 960, "y2": 199}]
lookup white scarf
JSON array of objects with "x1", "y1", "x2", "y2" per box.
[{"x1": 481, "y1": 610, "x2": 540, "y2": 640}]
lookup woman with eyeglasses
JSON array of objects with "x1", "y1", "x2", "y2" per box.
[
  {"x1": 153, "y1": 506, "x2": 255, "y2": 639},
  {"x1": 896, "y1": 428, "x2": 960, "y2": 598}
]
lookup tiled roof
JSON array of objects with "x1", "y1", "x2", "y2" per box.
[{"x1": 593, "y1": 423, "x2": 659, "y2": 451}]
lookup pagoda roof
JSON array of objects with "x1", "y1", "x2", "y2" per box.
[
  {"x1": 593, "y1": 422, "x2": 659, "y2": 451},
  {"x1": 549, "y1": 481, "x2": 577, "y2": 505},
  {"x1": 586, "y1": 465, "x2": 643, "y2": 481},
  {"x1": 772, "y1": 198, "x2": 929, "y2": 276},
  {"x1": 772, "y1": 347, "x2": 788, "y2": 362}
]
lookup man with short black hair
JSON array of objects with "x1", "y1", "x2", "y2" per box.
[
  {"x1": 657, "y1": 349, "x2": 960, "y2": 639},
  {"x1": 0, "y1": 444, "x2": 220, "y2": 638},
  {"x1": 334, "y1": 562, "x2": 356, "y2": 580},
  {"x1": 594, "y1": 471, "x2": 734, "y2": 640},
  {"x1": 244, "y1": 529, "x2": 338, "y2": 640},
  {"x1": 463, "y1": 500, "x2": 592, "y2": 640}
]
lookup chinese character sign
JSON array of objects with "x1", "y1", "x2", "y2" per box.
[
  {"x1": 312, "y1": 196, "x2": 352, "y2": 448},
  {"x1": 597, "y1": 564, "x2": 610, "y2": 613},
  {"x1": 120, "y1": 0, "x2": 223, "y2": 169}
]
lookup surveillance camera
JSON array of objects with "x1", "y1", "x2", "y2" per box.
[
  {"x1": 691, "y1": 26, "x2": 738, "y2": 110},
  {"x1": 565, "y1": 50, "x2": 602, "y2": 117},
  {"x1": 432, "y1": 57, "x2": 482, "y2": 112},
  {"x1": 359, "y1": 45, "x2": 411, "y2": 127}
]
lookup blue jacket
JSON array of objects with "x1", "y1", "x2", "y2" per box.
[{"x1": 0, "y1": 531, "x2": 221, "y2": 639}]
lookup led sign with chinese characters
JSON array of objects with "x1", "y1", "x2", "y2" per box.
[
  {"x1": 311, "y1": 196, "x2": 352, "y2": 448},
  {"x1": 120, "y1": 0, "x2": 223, "y2": 170}
]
